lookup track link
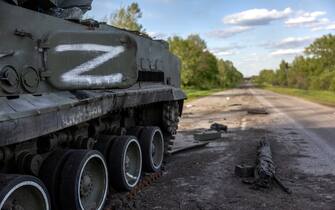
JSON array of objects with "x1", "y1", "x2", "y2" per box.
[{"x1": 104, "y1": 171, "x2": 164, "y2": 210}]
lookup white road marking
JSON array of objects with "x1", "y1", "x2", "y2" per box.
[
  {"x1": 241, "y1": 118, "x2": 247, "y2": 131},
  {"x1": 55, "y1": 44, "x2": 125, "y2": 86}
]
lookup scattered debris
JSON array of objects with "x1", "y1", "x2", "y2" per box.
[
  {"x1": 194, "y1": 130, "x2": 222, "y2": 141},
  {"x1": 210, "y1": 123, "x2": 228, "y2": 132},
  {"x1": 254, "y1": 139, "x2": 275, "y2": 188},
  {"x1": 229, "y1": 103, "x2": 242, "y2": 107},
  {"x1": 186, "y1": 104, "x2": 194, "y2": 108},
  {"x1": 247, "y1": 108, "x2": 269, "y2": 115},
  {"x1": 274, "y1": 176, "x2": 292, "y2": 194},
  {"x1": 235, "y1": 164, "x2": 255, "y2": 178},
  {"x1": 170, "y1": 142, "x2": 209, "y2": 155},
  {"x1": 239, "y1": 139, "x2": 292, "y2": 194}
]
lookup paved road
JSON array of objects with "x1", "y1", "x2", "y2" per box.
[
  {"x1": 133, "y1": 88, "x2": 335, "y2": 210},
  {"x1": 250, "y1": 88, "x2": 335, "y2": 163}
]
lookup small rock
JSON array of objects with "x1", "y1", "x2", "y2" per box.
[{"x1": 325, "y1": 195, "x2": 333, "y2": 200}]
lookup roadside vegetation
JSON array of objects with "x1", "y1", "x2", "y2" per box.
[
  {"x1": 183, "y1": 88, "x2": 225, "y2": 102},
  {"x1": 253, "y1": 34, "x2": 335, "y2": 105},
  {"x1": 264, "y1": 86, "x2": 335, "y2": 107},
  {"x1": 108, "y1": 3, "x2": 244, "y2": 99}
]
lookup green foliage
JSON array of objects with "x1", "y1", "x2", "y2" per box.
[
  {"x1": 254, "y1": 69, "x2": 275, "y2": 86},
  {"x1": 168, "y1": 35, "x2": 243, "y2": 89},
  {"x1": 274, "y1": 60, "x2": 289, "y2": 86},
  {"x1": 217, "y1": 60, "x2": 244, "y2": 88},
  {"x1": 183, "y1": 88, "x2": 224, "y2": 102},
  {"x1": 305, "y1": 34, "x2": 335, "y2": 68},
  {"x1": 254, "y1": 34, "x2": 335, "y2": 92},
  {"x1": 109, "y1": 2, "x2": 144, "y2": 32},
  {"x1": 265, "y1": 86, "x2": 335, "y2": 107}
]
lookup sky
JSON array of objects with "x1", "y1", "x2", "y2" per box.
[{"x1": 87, "y1": 0, "x2": 335, "y2": 76}]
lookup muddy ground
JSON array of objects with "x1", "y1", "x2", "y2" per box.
[{"x1": 132, "y1": 88, "x2": 335, "y2": 210}]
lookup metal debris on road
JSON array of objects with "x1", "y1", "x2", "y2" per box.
[
  {"x1": 229, "y1": 103, "x2": 242, "y2": 107},
  {"x1": 210, "y1": 123, "x2": 228, "y2": 132},
  {"x1": 254, "y1": 139, "x2": 275, "y2": 188},
  {"x1": 170, "y1": 142, "x2": 209, "y2": 155},
  {"x1": 253, "y1": 139, "x2": 292, "y2": 194},
  {"x1": 194, "y1": 130, "x2": 222, "y2": 141},
  {"x1": 238, "y1": 139, "x2": 292, "y2": 194},
  {"x1": 247, "y1": 108, "x2": 269, "y2": 115},
  {"x1": 235, "y1": 164, "x2": 255, "y2": 178}
]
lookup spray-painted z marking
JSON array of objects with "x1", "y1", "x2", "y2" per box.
[{"x1": 55, "y1": 44, "x2": 125, "y2": 86}]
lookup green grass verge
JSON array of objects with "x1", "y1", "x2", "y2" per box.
[
  {"x1": 264, "y1": 86, "x2": 335, "y2": 107},
  {"x1": 183, "y1": 88, "x2": 224, "y2": 102}
]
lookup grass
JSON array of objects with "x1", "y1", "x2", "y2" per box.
[
  {"x1": 183, "y1": 88, "x2": 224, "y2": 102},
  {"x1": 264, "y1": 86, "x2": 335, "y2": 107}
]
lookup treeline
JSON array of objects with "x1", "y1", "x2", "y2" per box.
[
  {"x1": 254, "y1": 34, "x2": 335, "y2": 91},
  {"x1": 168, "y1": 35, "x2": 244, "y2": 89}
]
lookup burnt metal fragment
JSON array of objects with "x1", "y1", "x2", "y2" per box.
[
  {"x1": 247, "y1": 108, "x2": 269, "y2": 115},
  {"x1": 235, "y1": 164, "x2": 255, "y2": 178},
  {"x1": 244, "y1": 139, "x2": 292, "y2": 194},
  {"x1": 254, "y1": 139, "x2": 275, "y2": 188},
  {"x1": 210, "y1": 123, "x2": 228, "y2": 132},
  {"x1": 194, "y1": 130, "x2": 222, "y2": 141}
]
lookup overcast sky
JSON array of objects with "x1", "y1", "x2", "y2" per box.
[{"x1": 87, "y1": 0, "x2": 335, "y2": 76}]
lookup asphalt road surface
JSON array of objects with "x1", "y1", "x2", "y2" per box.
[
  {"x1": 131, "y1": 87, "x2": 335, "y2": 210},
  {"x1": 249, "y1": 89, "x2": 335, "y2": 175}
]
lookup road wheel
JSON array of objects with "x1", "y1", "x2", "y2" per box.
[
  {"x1": 94, "y1": 135, "x2": 117, "y2": 157},
  {"x1": 39, "y1": 149, "x2": 72, "y2": 210},
  {"x1": 109, "y1": 136, "x2": 142, "y2": 191},
  {"x1": 59, "y1": 150, "x2": 108, "y2": 210},
  {"x1": 126, "y1": 126, "x2": 144, "y2": 138},
  {"x1": 0, "y1": 174, "x2": 50, "y2": 210},
  {"x1": 139, "y1": 127, "x2": 164, "y2": 172}
]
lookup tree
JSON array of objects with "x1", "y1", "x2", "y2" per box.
[
  {"x1": 305, "y1": 34, "x2": 335, "y2": 69},
  {"x1": 217, "y1": 59, "x2": 243, "y2": 88},
  {"x1": 168, "y1": 34, "x2": 242, "y2": 89},
  {"x1": 255, "y1": 69, "x2": 276, "y2": 86},
  {"x1": 109, "y1": 3, "x2": 144, "y2": 32},
  {"x1": 255, "y1": 34, "x2": 335, "y2": 91},
  {"x1": 275, "y1": 60, "x2": 289, "y2": 86}
]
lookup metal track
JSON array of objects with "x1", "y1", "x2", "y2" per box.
[{"x1": 103, "y1": 171, "x2": 163, "y2": 210}]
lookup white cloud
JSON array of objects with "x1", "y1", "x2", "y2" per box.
[
  {"x1": 214, "y1": 51, "x2": 236, "y2": 56},
  {"x1": 210, "y1": 47, "x2": 239, "y2": 57},
  {"x1": 268, "y1": 36, "x2": 315, "y2": 49},
  {"x1": 207, "y1": 26, "x2": 252, "y2": 38},
  {"x1": 312, "y1": 23, "x2": 335, "y2": 31},
  {"x1": 285, "y1": 11, "x2": 329, "y2": 29},
  {"x1": 223, "y1": 8, "x2": 292, "y2": 26},
  {"x1": 271, "y1": 48, "x2": 304, "y2": 56}
]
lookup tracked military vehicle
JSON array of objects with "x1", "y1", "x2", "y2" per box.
[{"x1": 0, "y1": 0, "x2": 185, "y2": 209}]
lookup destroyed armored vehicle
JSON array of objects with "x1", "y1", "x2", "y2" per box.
[{"x1": 0, "y1": 0, "x2": 185, "y2": 209}]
